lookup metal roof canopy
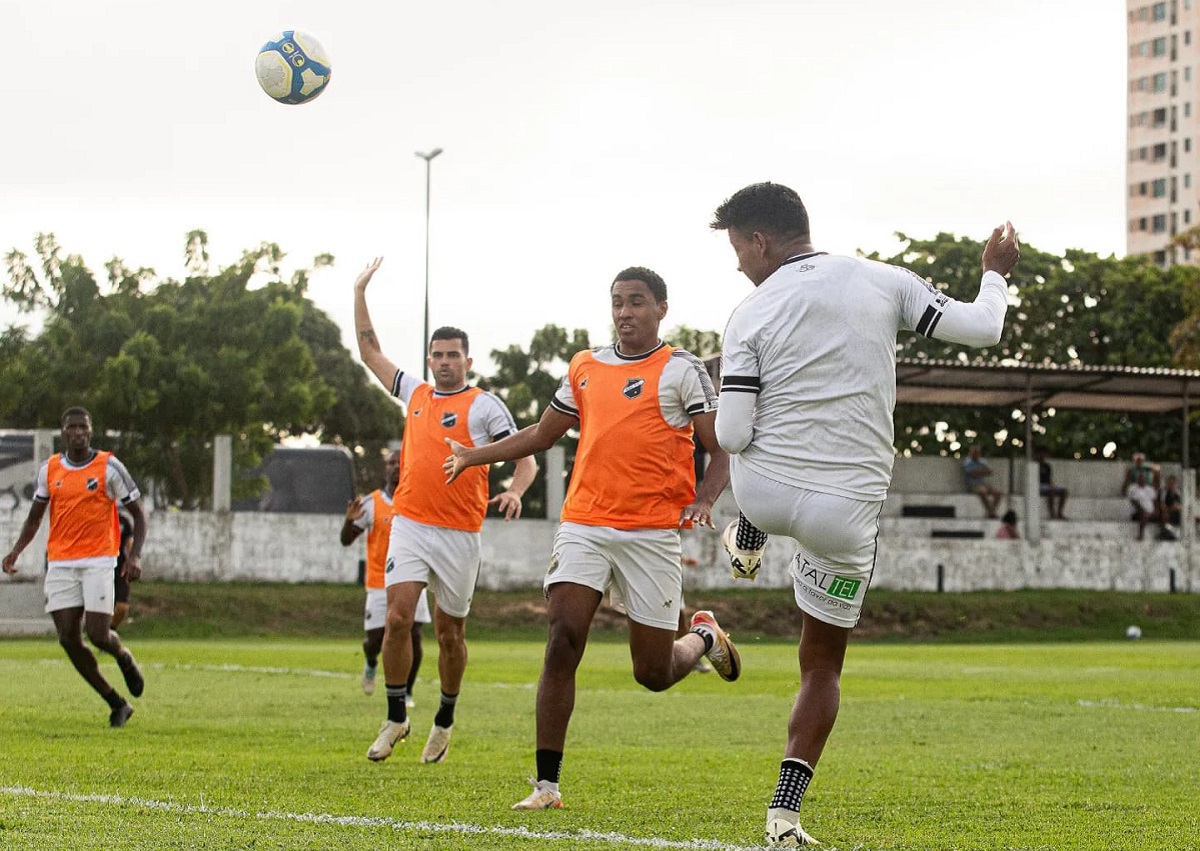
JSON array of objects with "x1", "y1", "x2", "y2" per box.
[
  {"x1": 896, "y1": 358, "x2": 1200, "y2": 415},
  {"x1": 895, "y1": 358, "x2": 1198, "y2": 469}
]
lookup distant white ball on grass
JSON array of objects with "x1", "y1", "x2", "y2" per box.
[
  {"x1": 255, "y1": 30, "x2": 331, "y2": 105},
  {"x1": 1125, "y1": 624, "x2": 1143, "y2": 640}
]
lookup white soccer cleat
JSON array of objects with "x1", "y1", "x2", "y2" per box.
[
  {"x1": 361, "y1": 667, "x2": 376, "y2": 696},
  {"x1": 405, "y1": 695, "x2": 416, "y2": 708},
  {"x1": 766, "y1": 816, "x2": 819, "y2": 846},
  {"x1": 511, "y1": 778, "x2": 563, "y2": 810},
  {"x1": 420, "y1": 724, "x2": 452, "y2": 763},
  {"x1": 689, "y1": 610, "x2": 741, "y2": 682},
  {"x1": 722, "y1": 520, "x2": 763, "y2": 581},
  {"x1": 366, "y1": 719, "x2": 410, "y2": 762}
]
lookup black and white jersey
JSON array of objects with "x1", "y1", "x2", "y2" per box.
[{"x1": 717, "y1": 253, "x2": 1009, "y2": 501}]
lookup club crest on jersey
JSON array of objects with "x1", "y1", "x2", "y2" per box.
[
  {"x1": 86, "y1": 478, "x2": 100, "y2": 491},
  {"x1": 441, "y1": 412, "x2": 458, "y2": 428},
  {"x1": 622, "y1": 378, "x2": 645, "y2": 399}
]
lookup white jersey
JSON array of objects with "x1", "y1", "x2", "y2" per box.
[
  {"x1": 717, "y1": 252, "x2": 1009, "y2": 501},
  {"x1": 390, "y1": 370, "x2": 518, "y2": 445}
]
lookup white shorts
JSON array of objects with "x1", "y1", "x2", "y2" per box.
[
  {"x1": 364, "y1": 586, "x2": 431, "y2": 631},
  {"x1": 731, "y1": 463, "x2": 882, "y2": 629},
  {"x1": 548, "y1": 522, "x2": 682, "y2": 631},
  {"x1": 385, "y1": 513, "x2": 480, "y2": 619},
  {"x1": 44, "y1": 564, "x2": 117, "y2": 615}
]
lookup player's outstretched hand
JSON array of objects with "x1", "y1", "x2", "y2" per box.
[
  {"x1": 2, "y1": 551, "x2": 17, "y2": 575},
  {"x1": 678, "y1": 499, "x2": 716, "y2": 529},
  {"x1": 355, "y1": 257, "x2": 383, "y2": 290},
  {"x1": 344, "y1": 497, "x2": 366, "y2": 524},
  {"x1": 444, "y1": 438, "x2": 470, "y2": 484},
  {"x1": 489, "y1": 491, "x2": 523, "y2": 521},
  {"x1": 982, "y1": 222, "x2": 1020, "y2": 277}
]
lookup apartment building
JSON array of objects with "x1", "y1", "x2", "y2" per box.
[{"x1": 1128, "y1": 0, "x2": 1200, "y2": 264}]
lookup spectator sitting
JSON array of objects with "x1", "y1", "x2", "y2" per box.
[
  {"x1": 995, "y1": 509, "x2": 1019, "y2": 540},
  {"x1": 1125, "y1": 469, "x2": 1164, "y2": 541},
  {"x1": 1035, "y1": 447, "x2": 1068, "y2": 520},
  {"x1": 1161, "y1": 475, "x2": 1182, "y2": 537},
  {"x1": 962, "y1": 445, "x2": 1002, "y2": 519},
  {"x1": 1121, "y1": 451, "x2": 1161, "y2": 495}
]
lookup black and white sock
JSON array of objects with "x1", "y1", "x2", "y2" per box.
[
  {"x1": 385, "y1": 684, "x2": 408, "y2": 723},
  {"x1": 736, "y1": 512, "x2": 769, "y2": 551},
  {"x1": 433, "y1": 691, "x2": 458, "y2": 729},
  {"x1": 770, "y1": 758, "x2": 814, "y2": 815}
]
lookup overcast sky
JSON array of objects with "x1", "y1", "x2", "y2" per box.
[{"x1": 1, "y1": 0, "x2": 1128, "y2": 375}]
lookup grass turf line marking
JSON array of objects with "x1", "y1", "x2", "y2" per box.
[
  {"x1": 1077, "y1": 699, "x2": 1197, "y2": 713},
  {"x1": 0, "y1": 786, "x2": 761, "y2": 851}
]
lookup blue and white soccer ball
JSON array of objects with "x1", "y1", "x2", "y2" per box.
[{"x1": 255, "y1": 30, "x2": 331, "y2": 105}]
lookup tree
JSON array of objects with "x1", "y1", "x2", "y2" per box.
[
  {"x1": 476, "y1": 324, "x2": 591, "y2": 517},
  {"x1": 870, "y1": 233, "x2": 1200, "y2": 463},
  {"x1": 1, "y1": 232, "x2": 403, "y2": 507}
]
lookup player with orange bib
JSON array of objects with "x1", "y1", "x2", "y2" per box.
[
  {"x1": 3, "y1": 407, "x2": 147, "y2": 727},
  {"x1": 353, "y1": 257, "x2": 537, "y2": 765},
  {"x1": 340, "y1": 448, "x2": 432, "y2": 701},
  {"x1": 444, "y1": 266, "x2": 737, "y2": 811}
]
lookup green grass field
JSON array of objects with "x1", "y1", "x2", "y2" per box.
[{"x1": 1, "y1": 634, "x2": 1197, "y2": 850}]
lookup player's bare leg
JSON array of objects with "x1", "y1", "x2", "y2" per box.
[
  {"x1": 421, "y1": 605, "x2": 467, "y2": 762},
  {"x1": 368, "y1": 582, "x2": 422, "y2": 760},
  {"x1": 628, "y1": 620, "x2": 705, "y2": 691},
  {"x1": 767, "y1": 611, "x2": 851, "y2": 845},
  {"x1": 53, "y1": 608, "x2": 134, "y2": 726}
]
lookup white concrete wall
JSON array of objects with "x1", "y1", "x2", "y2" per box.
[{"x1": 2, "y1": 490, "x2": 1196, "y2": 596}]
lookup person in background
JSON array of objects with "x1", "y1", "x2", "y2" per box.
[
  {"x1": 110, "y1": 508, "x2": 139, "y2": 629},
  {"x1": 1035, "y1": 448, "x2": 1068, "y2": 521},
  {"x1": 2, "y1": 407, "x2": 147, "y2": 727},
  {"x1": 340, "y1": 448, "x2": 432, "y2": 704},
  {"x1": 962, "y1": 445, "x2": 1002, "y2": 519},
  {"x1": 1126, "y1": 469, "x2": 1164, "y2": 542},
  {"x1": 1121, "y1": 451, "x2": 1161, "y2": 495},
  {"x1": 996, "y1": 509, "x2": 1020, "y2": 539}
]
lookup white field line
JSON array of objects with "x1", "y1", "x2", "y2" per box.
[
  {"x1": 0, "y1": 786, "x2": 762, "y2": 851},
  {"x1": 1077, "y1": 699, "x2": 1197, "y2": 713}
]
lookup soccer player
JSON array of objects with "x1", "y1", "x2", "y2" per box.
[
  {"x1": 340, "y1": 448, "x2": 432, "y2": 703},
  {"x1": 353, "y1": 257, "x2": 537, "y2": 764},
  {"x1": 444, "y1": 266, "x2": 738, "y2": 811},
  {"x1": 111, "y1": 508, "x2": 138, "y2": 629},
  {"x1": 2, "y1": 407, "x2": 148, "y2": 727},
  {"x1": 709, "y1": 182, "x2": 1019, "y2": 846}
]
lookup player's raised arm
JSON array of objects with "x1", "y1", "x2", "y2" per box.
[{"x1": 353, "y1": 257, "x2": 403, "y2": 388}]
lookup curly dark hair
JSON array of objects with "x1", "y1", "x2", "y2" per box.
[
  {"x1": 611, "y1": 266, "x2": 667, "y2": 302},
  {"x1": 710, "y1": 182, "x2": 810, "y2": 240},
  {"x1": 430, "y1": 326, "x2": 469, "y2": 354}
]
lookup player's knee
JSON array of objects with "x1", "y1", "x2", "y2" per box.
[
  {"x1": 632, "y1": 660, "x2": 672, "y2": 692},
  {"x1": 543, "y1": 625, "x2": 587, "y2": 669},
  {"x1": 84, "y1": 623, "x2": 112, "y2": 648},
  {"x1": 385, "y1": 608, "x2": 414, "y2": 636}
]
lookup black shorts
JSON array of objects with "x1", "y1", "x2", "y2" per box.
[{"x1": 114, "y1": 565, "x2": 131, "y2": 604}]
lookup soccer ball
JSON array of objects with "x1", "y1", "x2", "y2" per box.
[
  {"x1": 255, "y1": 30, "x2": 331, "y2": 105},
  {"x1": 1125, "y1": 624, "x2": 1143, "y2": 640}
]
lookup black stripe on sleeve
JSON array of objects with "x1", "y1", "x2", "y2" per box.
[
  {"x1": 915, "y1": 305, "x2": 941, "y2": 337},
  {"x1": 926, "y1": 309, "x2": 944, "y2": 337},
  {"x1": 390, "y1": 370, "x2": 404, "y2": 397},
  {"x1": 720, "y1": 374, "x2": 760, "y2": 394},
  {"x1": 549, "y1": 398, "x2": 579, "y2": 418}
]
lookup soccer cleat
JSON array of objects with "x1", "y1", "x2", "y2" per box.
[
  {"x1": 766, "y1": 816, "x2": 819, "y2": 846},
  {"x1": 361, "y1": 666, "x2": 376, "y2": 696},
  {"x1": 693, "y1": 658, "x2": 712, "y2": 674},
  {"x1": 690, "y1": 610, "x2": 741, "y2": 682},
  {"x1": 511, "y1": 778, "x2": 563, "y2": 810},
  {"x1": 420, "y1": 724, "x2": 452, "y2": 763},
  {"x1": 405, "y1": 695, "x2": 416, "y2": 708},
  {"x1": 722, "y1": 520, "x2": 764, "y2": 581},
  {"x1": 366, "y1": 719, "x2": 410, "y2": 762},
  {"x1": 117, "y1": 650, "x2": 145, "y2": 698},
  {"x1": 109, "y1": 702, "x2": 134, "y2": 728}
]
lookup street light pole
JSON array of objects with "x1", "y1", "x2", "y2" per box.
[{"x1": 415, "y1": 147, "x2": 443, "y2": 381}]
